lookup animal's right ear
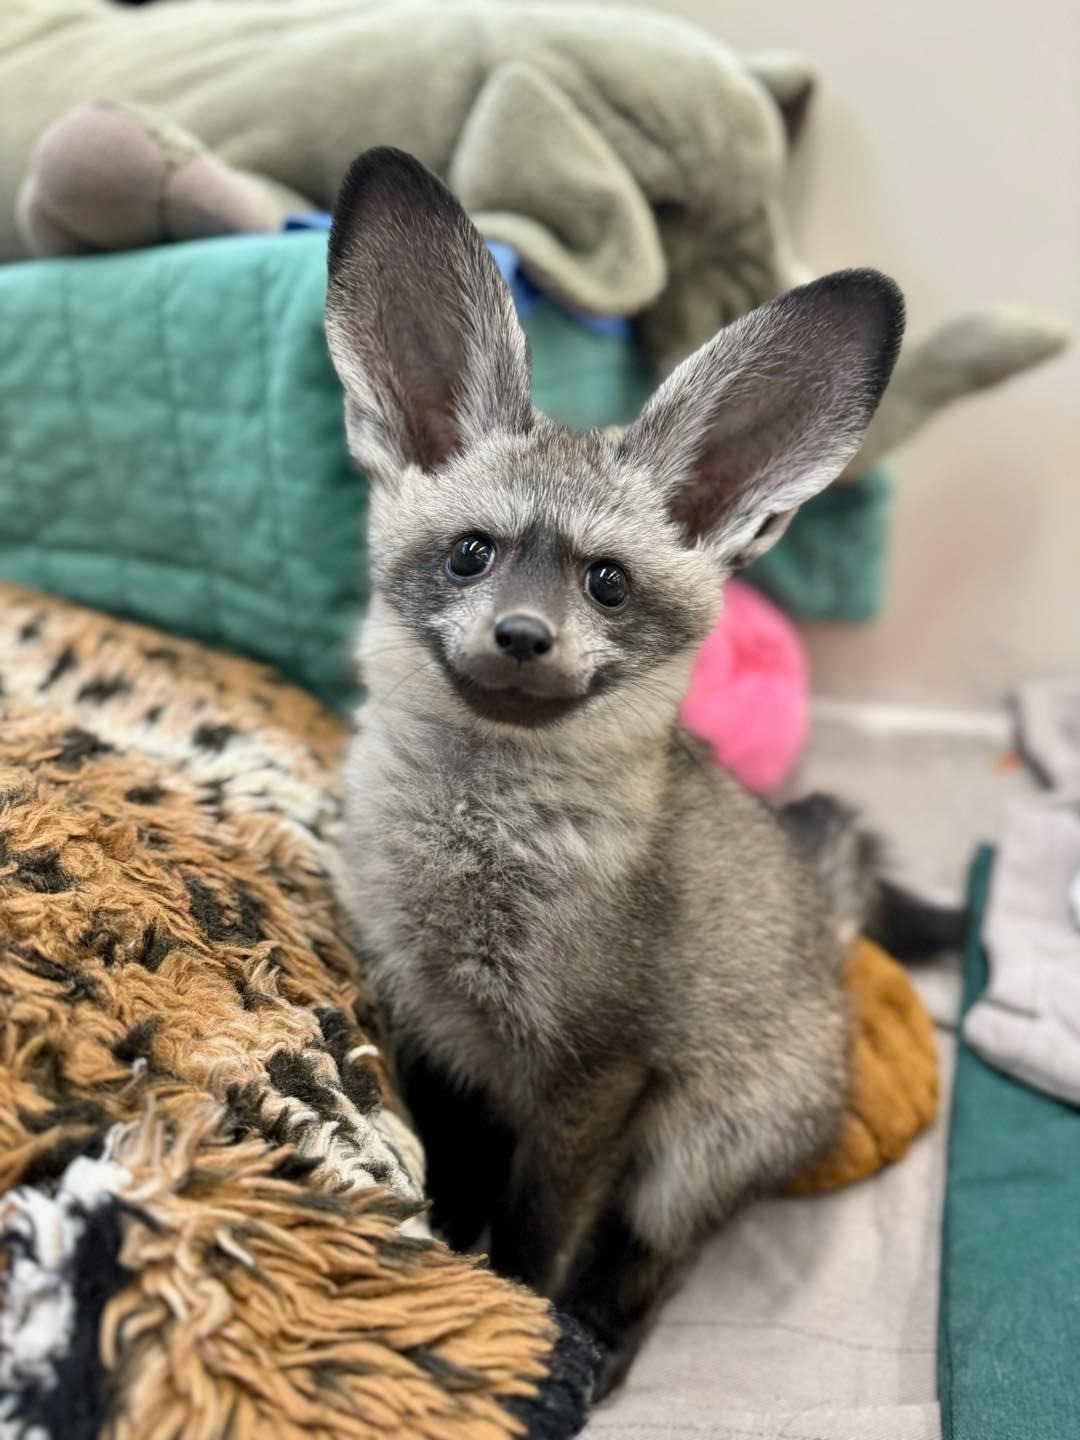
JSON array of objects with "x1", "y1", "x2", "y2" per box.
[
  {"x1": 619, "y1": 270, "x2": 904, "y2": 567},
  {"x1": 325, "y1": 147, "x2": 533, "y2": 482}
]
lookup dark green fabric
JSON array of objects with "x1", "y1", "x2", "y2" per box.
[
  {"x1": 940, "y1": 846, "x2": 1080, "y2": 1440},
  {"x1": 517, "y1": 304, "x2": 656, "y2": 430},
  {"x1": 747, "y1": 468, "x2": 891, "y2": 623},
  {"x1": 0, "y1": 232, "x2": 888, "y2": 707}
]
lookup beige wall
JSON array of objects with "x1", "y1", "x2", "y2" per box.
[{"x1": 591, "y1": 0, "x2": 1080, "y2": 706}]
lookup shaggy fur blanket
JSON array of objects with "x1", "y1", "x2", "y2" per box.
[{"x1": 0, "y1": 582, "x2": 595, "y2": 1440}]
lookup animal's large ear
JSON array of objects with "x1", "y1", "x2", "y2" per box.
[
  {"x1": 449, "y1": 63, "x2": 666, "y2": 316},
  {"x1": 618, "y1": 270, "x2": 905, "y2": 567},
  {"x1": 325, "y1": 146, "x2": 532, "y2": 481}
]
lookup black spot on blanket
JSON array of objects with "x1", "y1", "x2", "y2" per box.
[
  {"x1": 131, "y1": 920, "x2": 183, "y2": 973},
  {"x1": 52, "y1": 727, "x2": 114, "y2": 770},
  {"x1": 5, "y1": 1199, "x2": 133, "y2": 1440},
  {"x1": 184, "y1": 875, "x2": 264, "y2": 946},
  {"x1": 17, "y1": 1095, "x2": 107, "y2": 1135},
  {"x1": 316, "y1": 1008, "x2": 382, "y2": 1114},
  {"x1": 224, "y1": 1078, "x2": 299, "y2": 1149},
  {"x1": 39, "y1": 644, "x2": 77, "y2": 692},
  {"x1": 265, "y1": 1048, "x2": 341, "y2": 1122},
  {"x1": 124, "y1": 784, "x2": 163, "y2": 805},
  {"x1": 403, "y1": 1345, "x2": 486, "y2": 1390},
  {"x1": 193, "y1": 722, "x2": 238, "y2": 754},
  {"x1": 111, "y1": 1018, "x2": 159, "y2": 1066},
  {"x1": 0, "y1": 838, "x2": 74, "y2": 893},
  {"x1": 77, "y1": 916, "x2": 124, "y2": 967},
  {"x1": 77, "y1": 675, "x2": 132, "y2": 704},
  {"x1": 10, "y1": 946, "x2": 99, "y2": 1004},
  {"x1": 15, "y1": 1128, "x2": 106, "y2": 1191}
]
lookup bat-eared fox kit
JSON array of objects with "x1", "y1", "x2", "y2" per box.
[{"x1": 326, "y1": 146, "x2": 957, "y2": 1399}]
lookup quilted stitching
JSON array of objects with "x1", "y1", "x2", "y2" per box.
[
  {"x1": 0, "y1": 234, "x2": 369, "y2": 707},
  {"x1": 154, "y1": 245, "x2": 217, "y2": 638}
]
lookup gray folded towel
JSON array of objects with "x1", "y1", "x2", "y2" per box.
[
  {"x1": 963, "y1": 791, "x2": 1080, "y2": 1105},
  {"x1": 962, "y1": 677, "x2": 1080, "y2": 1106},
  {"x1": 1014, "y1": 674, "x2": 1080, "y2": 790}
]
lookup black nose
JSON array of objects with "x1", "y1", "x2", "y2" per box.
[{"x1": 494, "y1": 613, "x2": 554, "y2": 662}]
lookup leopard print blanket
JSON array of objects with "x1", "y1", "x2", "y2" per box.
[{"x1": 0, "y1": 583, "x2": 594, "y2": 1440}]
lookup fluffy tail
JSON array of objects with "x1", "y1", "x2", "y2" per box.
[
  {"x1": 863, "y1": 878, "x2": 970, "y2": 960},
  {"x1": 780, "y1": 792, "x2": 968, "y2": 960}
]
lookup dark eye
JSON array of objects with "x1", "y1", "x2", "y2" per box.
[
  {"x1": 585, "y1": 561, "x2": 628, "y2": 610},
  {"x1": 447, "y1": 535, "x2": 496, "y2": 581}
]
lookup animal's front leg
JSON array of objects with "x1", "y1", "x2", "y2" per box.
[
  {"x1": 487, "y1": 1134, "x2": 571, "y2": 1293},
  {"x1": 398, "y1": 1046, "x2": 515, "y2": 1254},
  {"x1": 488, "y1": 1073, "x2": 643, "y2": 1295},
  {"x1": 556, "y1": 1204, "x2": 697, "y2": 1401}
]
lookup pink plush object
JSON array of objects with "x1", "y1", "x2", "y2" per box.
[{"x1": 680, "y1": 579, "x2": 809, "y2": 793}]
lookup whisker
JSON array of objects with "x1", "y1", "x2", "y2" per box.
[{"x1": 360, "y1": 658, "x2": 434, "y2": 722}]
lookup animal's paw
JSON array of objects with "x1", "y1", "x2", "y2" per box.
[{"x1": 589, "y1": 1337, "x2": 636, "y2": 1404}]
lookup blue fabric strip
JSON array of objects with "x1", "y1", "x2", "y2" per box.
[{"x1": 283, "y1": 212, "x2": 630, "y2": 339}]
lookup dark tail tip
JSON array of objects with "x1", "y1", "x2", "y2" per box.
[{"x1": 865, "y1": 878, "x2": 970, "y2": 961}]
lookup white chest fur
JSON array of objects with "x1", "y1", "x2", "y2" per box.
[{"x1": 341, "y1": 708, "x2": 660, "y2": 1090}]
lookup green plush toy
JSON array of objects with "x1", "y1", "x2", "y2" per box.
[
  {"x1": 5, "y1": 0, "x2": 812, "y2": 358},
  {"x1": 3, "y1": 0, "x2": 1068, "y2": 483}
]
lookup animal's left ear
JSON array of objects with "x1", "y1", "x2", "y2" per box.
[{"x1": 618, "y1": 270, "x2": 905, "y2": 567}]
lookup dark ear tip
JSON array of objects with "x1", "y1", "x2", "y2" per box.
[
  {"x1": 806, "y1": 266, "x2": 905, "y2": 321},
  {"x1": 815, "y1": 267, "x2": 906, "y2": 343},
  {"x1": 328, "y1": 146, "x2": 457, "y2": 274},
  {"x1": 337, "y1": 145, "x2": 436, "y2": 200},
  {"x1": 840, "y1": 265, "x2": 905, "y2": 322},
  {"x1": 794, "y1": 268, "x2": 906, "y2": 394}
]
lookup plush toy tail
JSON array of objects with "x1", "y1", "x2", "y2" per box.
[
  {"x1": 780, "y1": 792, "x2": 969, "y2": 960},
  {"x1": 840, "y1": 307, "x2": 1070, "y2": 481}
]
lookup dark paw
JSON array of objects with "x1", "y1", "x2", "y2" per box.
[{"x1": 590, "y1": 1341, "x2": 635, "y2": 1404}]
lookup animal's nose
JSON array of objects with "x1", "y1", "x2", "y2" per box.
[{"x1": 493, "y1": 613, "x2": 554, "y2": 662}]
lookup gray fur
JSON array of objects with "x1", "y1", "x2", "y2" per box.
[{"x1": 326, "y1": 148, "x2": 905, "y2": 1399}]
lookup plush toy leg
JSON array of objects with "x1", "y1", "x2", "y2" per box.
[
  {"x1": 16, "y1": 101, "x2": 312, "y2": 257},
  {"x1": 788, "y1": 938, "x2": 939, "y2": 1195}
]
